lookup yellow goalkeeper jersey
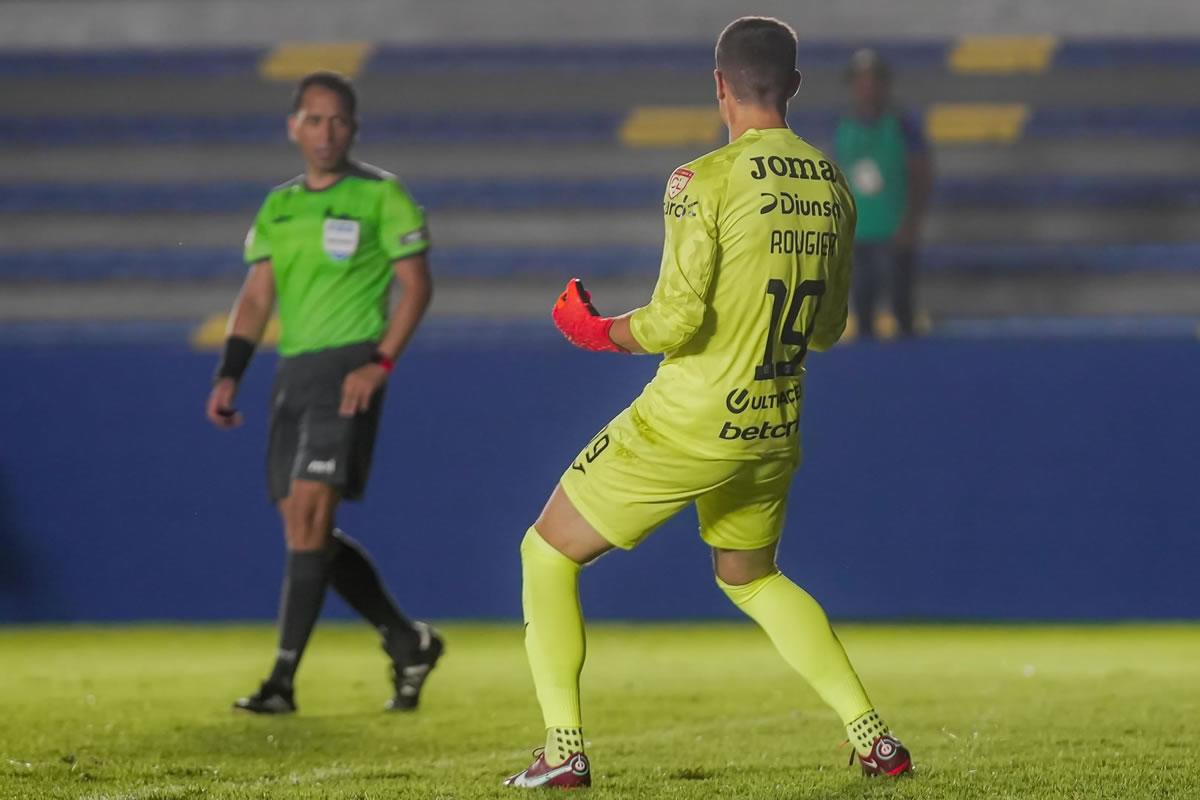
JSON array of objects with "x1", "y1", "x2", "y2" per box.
[{"x1": 628, "y1": 127, "x2": 856, "y2": 461}]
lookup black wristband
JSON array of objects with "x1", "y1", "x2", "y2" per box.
[{"x1": 215, "y1": 336, "x2": 256, "y2": 384}]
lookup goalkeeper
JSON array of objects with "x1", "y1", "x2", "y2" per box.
[{"x1": 504, "y1": 17, "x2": 913, "y2": 789}]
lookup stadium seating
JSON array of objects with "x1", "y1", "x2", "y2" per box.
[{"x1": 0, "y1": 37, "x2": 1198, "y2": 336}]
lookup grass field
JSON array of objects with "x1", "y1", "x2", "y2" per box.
[{"x1": 0, "y1": 623, "x2": 1196, "y2": 799}]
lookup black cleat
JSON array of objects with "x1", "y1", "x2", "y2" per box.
[
  {"x1": 233, "y1": 681, "x2": 296, "y2": 715},
  {"x1": 385, "y1": 622, "x2": 444, "y2": 712}
]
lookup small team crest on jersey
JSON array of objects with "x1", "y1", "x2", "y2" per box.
[
  {"x1": 323, "y1": 218, "x2": 360, "y2": 261},
  {"x1": 667, "y1": 167, "x2": 695, "y2": 199}
]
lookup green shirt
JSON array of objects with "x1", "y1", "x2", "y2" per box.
[
  {"x1": 243, "y1": 161, "x2": 429, "y2": 357},
  {"x1": 833, "y1": 110, "x2": 925, "y2": 242}
]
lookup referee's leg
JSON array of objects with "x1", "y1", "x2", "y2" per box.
[
  {"x1": 232, "y1": 478, "x2": 337, "y2": 713},
  {"x1": 279, "y1": 478, "x2": 338, "y2": 550},
  {"x1": 265, "y1": 479, "x2": 339, "y2": 686}
]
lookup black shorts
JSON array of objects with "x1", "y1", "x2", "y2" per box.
[{"x1": 266, "y1": 341, "x2": 384, "y2": 503}]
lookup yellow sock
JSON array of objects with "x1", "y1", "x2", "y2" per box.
[
  {"x1": 520, "y1": 527, "x2": 585, "y2": 757},
  {"x1": 719, "y1": 571, "x2": 875, "y2": 745},
  {"x1": 544, "y1": 726, "x2": 585, "y2": 766},
  {"x1": 846, "y1": 709, "x2": 890, "y2": 756}
]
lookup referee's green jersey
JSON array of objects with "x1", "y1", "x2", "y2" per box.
[{"x1": 243, "y1": 161, "x2": 430, "y2": 357}]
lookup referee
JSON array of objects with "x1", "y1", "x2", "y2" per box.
[{"x1": 205, "y1": 71, "x2": 442, "y2": 714}]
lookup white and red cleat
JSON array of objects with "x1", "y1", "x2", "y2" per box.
[
  {"x1": 504, "y1": 749, "x2": 591, "y2": 789},
  {"x1": 854, "y1": 735, "x2": 913, "y2": 777}
]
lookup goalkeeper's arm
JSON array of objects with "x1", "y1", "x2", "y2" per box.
[{"x1": 552, "y1": 274, "x2": 707, "y2": 356}]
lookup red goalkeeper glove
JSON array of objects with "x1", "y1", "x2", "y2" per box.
[{"x1": 552, "y1": 278, "x2": 625, "y2": 353}]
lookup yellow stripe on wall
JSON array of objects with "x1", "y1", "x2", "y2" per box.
[
  {"x1": 620, "y1": 106, "x2": 723, "y2": 148},
  {"x1": 949, "y1": 35, "x2": 1059, "y2": 74},
  {"x1": 926, "y1": 103, "x2": 1030, "y2": 144},
  {"x1": 191, "y1": 314, "x2": 281, "y2": 351},
  {"x1": 260, "y1": 42, "x2": 374, "y2": 81}
]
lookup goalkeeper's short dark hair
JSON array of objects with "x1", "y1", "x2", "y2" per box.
[
  {"x1": 715, "y1": 16, "x2": 799, "y2": 107},
  {"x1": 291, "y1": 71, "x2": 357, "y2": 117}
]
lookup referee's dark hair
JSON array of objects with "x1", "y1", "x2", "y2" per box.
[
  {"x1": 291, "y1": 71, "x2": 357, "y2": 118},
  {"x1": 715, "y1": 16, "x2": 800, "y2": 108}
]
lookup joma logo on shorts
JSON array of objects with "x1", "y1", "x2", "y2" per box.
[{"x1": 306, "y1": 459, "x2": 337, "y2": 475}]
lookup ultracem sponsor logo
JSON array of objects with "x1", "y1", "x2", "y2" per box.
[
  {"x1": 726, "y1": 388, "x2": 752, "y2": 414},
  {"x1": 724, "y1": 386, "x2": 802, "y2": 415},
  {"x1": 663, "y1": 194, "x2": 699, "y2": 219},
  {"x1": 720, "y1": 386, "x2": 802, "y2": 441}
]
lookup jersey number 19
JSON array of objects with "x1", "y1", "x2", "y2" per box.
[{"x1": 754, "y1": 279, "x2": 826, "y2": 381}]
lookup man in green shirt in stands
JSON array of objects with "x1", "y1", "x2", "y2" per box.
[
  {"x1": 205, "y1": 71, "x2": 442, "y2": 714},
  {"x1": 834, "y1": 49, "x2": 933, "y2": 338}
]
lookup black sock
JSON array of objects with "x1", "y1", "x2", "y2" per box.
[
  {"x1": 328, "y1": 529, "x2": 419, "y2": 658},
  {"x1": 267, "y1": 549, "x2": 330, "y2": 688}
]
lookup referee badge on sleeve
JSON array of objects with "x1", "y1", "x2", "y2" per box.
[{"x1": 323, "y1": 218, "x2": 360, "y2": 261}]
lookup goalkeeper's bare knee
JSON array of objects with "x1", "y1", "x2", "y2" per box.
[{"x1": 711, "y1": 544, "x2": 778, "y2": 587}]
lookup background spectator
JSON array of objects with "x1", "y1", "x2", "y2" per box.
[{"x1": 835, "y1": 48, "x2": 933, "y2": 339}]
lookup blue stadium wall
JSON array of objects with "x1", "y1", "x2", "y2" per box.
[{"x1": 1, "y1": 333, "x2": 1197, "y2": 622}]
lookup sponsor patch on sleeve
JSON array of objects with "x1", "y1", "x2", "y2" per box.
[
  {"x1": 400, "y1": 226, "x2": 429, "y2": 247},
  {"x1": 666, "y1": 167, "x2": 694, "y2": 199}
]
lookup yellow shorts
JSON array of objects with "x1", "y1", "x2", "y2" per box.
[{"x1": 559, "y1": 406, "x2": 798, "y2": 551}]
